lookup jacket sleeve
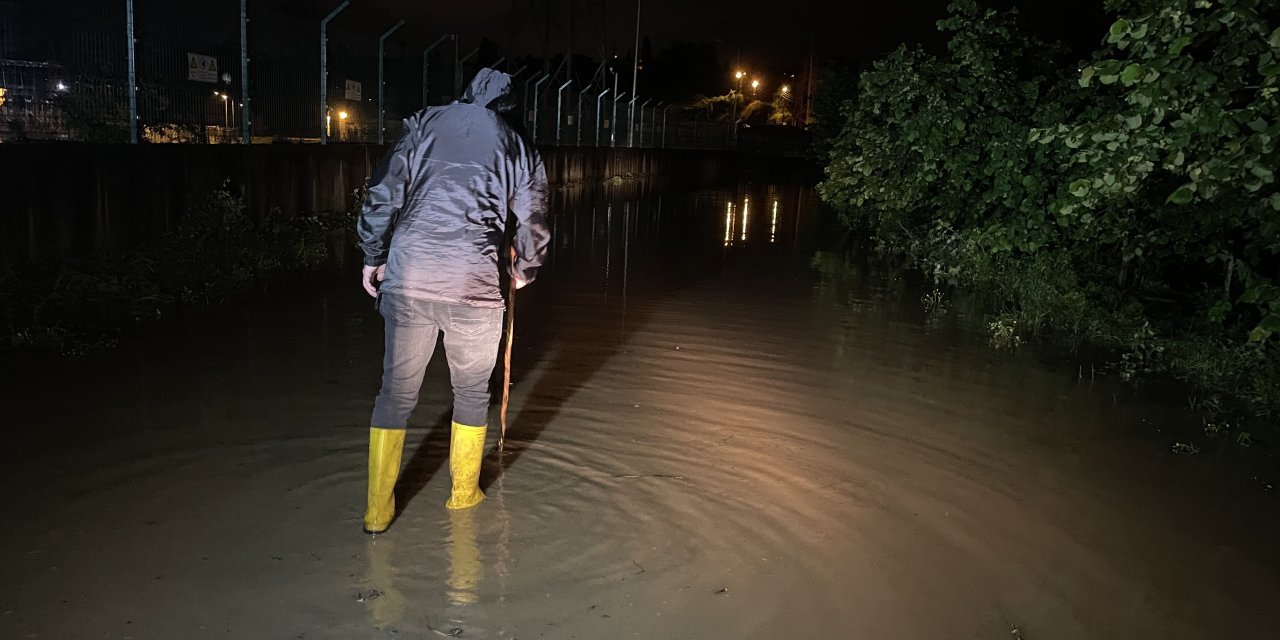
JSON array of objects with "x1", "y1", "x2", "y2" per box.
[
  {"x1": 356, "y1": 129, "x2": 415, "y2": 267},
  {"x1": 509, "y1": 146, "x2": 551, "y2": 283}
]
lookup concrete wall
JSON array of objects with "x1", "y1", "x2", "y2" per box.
[{"x1": 0, "y1": 144, "x2": 740, "y2": 263}]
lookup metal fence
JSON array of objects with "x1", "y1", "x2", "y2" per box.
[{"x1": 0, "y1": 0, "x2": 737, "y2": 149}]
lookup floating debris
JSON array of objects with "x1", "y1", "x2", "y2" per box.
[
  {"x1": 715, "y1": 588, "x2": 729, "y2": 595},
  {"x1": 355, "y1": 589, "x2": 382, "y2": 602},
  {"x1": 427, "y1": 623, "x2": 464, "y2": 637}
]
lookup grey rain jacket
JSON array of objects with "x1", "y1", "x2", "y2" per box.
[{"x1": 357, "y1": 68, "x2": 550, "y2": 308}]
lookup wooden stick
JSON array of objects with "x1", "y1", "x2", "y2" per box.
[{"x1": 499, "y1": 245, "x2": 517, "y2": 447}]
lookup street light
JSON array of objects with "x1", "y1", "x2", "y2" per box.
[
  {"x1": 776, "y1": 85, "x2": 796, "y2": 127},
  {"x1": 214, "y1": 90, "x2": 231, "y2": 130},
  {"x1": 731, "y1": 70, "x2": 746, "y2": 129},
  {"x1": 751, "y1": 79, "x2": 760, "y2": 95}
]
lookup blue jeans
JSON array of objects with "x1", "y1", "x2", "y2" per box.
[{"x1": 371, "y1": 293, "x2": 505, "y2": 429}]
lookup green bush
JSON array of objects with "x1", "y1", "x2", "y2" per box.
[{"x1": 818, "y1": 0, "x2": 1280, "y2": 417}]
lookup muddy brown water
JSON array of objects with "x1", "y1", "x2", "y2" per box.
[{"x1": 2, "y1": 182, "x2": 1279, "y2": 639}]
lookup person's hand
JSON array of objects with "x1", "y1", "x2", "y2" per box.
[
  {"x1": 514, "y1": 276, "x2": 528, "y2": 290},
  {"x1": 362, "y1": 264, "x2": 386, "y2": 298}
]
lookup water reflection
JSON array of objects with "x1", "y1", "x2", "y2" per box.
[
  {"x1": 446, "y1": 509, "x2": 481, "y2": 606},
  {"x1": 724, "y1": 200, "x2": 734, "y2": 246},
  {"x1": 364, "y1": 537, "x2": 405, "y2": 630},
  {"x1": 771, "y1": 198, "x2": 779, "y2": 244}
]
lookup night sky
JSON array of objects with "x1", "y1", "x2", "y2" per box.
[{"x1": 289, "y1": 0, "x2": 1113, "y2": 72}]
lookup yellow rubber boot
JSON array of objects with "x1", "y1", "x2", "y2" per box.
[
  {"x1": 364, "y1": 427, "x2": 406, "y2": 534},
  {"x1": 445, "y1": 422, "x2": 487, "y2": 510}
]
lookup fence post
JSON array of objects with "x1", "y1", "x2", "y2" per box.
[
  {"x1": 378, "y1": 20, "x2": 405, "y2": 145},
  {"x1": 240, "y1": 0, "x2": 250, "y2": 143},
  {"x1": 532, "y1": 74, "x2": 550, "y2": 144},
  {"x1": 319, "y1": 1, "x2": 350, "y2": 144},
  {"x1": 626, "y1": 96, "x2": 638, "y2": 148},
  {"x1": 523, "y1": 73, "x2": 543, "y2": 128},
  {"x1": 125, "y1": 0, "x2": 137, "y2": 143},
  {"x1": 648, "y1": 102, "x2": 661, "y2": 147},
  {"x1": 555, "y1": 80, "x2": 571, "y2": 146},
  {"x1": 421, "y1": 35, "x2": 452, "y2": 108},
  {"x1": 611, "y1": 92, "x2": 626, "y2": 147},
  {"x1": 637, "y1": 98, "x2": 652, "y2": 148},
  {"x1": 595, "y1": 88, "x2": 609, "y2": 147},
  {"x1": 576, "y1": 88, "x2": 587, "y2": 146},
  {"x1": 661, "y1": 104, "x2": 672, "y2": 148},
  {"x1": 457, "y1": 47, "x2": 478, "y2": 96}
]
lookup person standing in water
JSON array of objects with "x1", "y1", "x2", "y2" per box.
[{"x1": 356, "y1": 68, "x2": 549, "y2": 534}]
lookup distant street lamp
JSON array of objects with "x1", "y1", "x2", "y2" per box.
[
  {"x1": 776, "y1": 85, "x2": 796, "y2": 126},
  {"x1": 214, "y1": 90, "x2": 231, "y2": 130},
  {"x1": 751, "y1": 79, "x2": 760, "y2": 96}
]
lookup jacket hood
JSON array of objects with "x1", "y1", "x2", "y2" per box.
[{"x1": 459, "y1": 69, "x2": 515, "y2": 113}]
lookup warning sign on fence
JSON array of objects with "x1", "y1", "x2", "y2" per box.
[
  {"x1": 344, "y1": 80, "x2": 362, "y2": 101},
  {"x1": 187, "y1": 53, "x2": 218, "y2": 83}
]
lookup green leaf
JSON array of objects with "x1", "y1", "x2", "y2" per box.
[
  {"x1": 1079, "y1": 65, "x2": 1095, "y2": 88},
  {"x1": 1167, "y1": 184, "x2": 1196, "y2": 204},
  {"x1": 1121, "y1": 64, "x2": 1144, "y2": 85},
  {"x1": 1069, "y1": 179, "x2": 1091, "y2": 198},
  {"x1": 1170, "y1": 36, "x2": 1192, "y2": 56},
  {"x1": 1110, "y1": 19, "x2": 1131, "y2": 38},
  {"x1": 1252, "y1": 166, "x2": 1276, "y2": 183},
  {"x1": 1124, "y1": 114, "x2": 1143, "y2": 129},
  {"x1": 1261, "y1": 63, "x2": 1280, "y2": 77},
  {"x1": 1270, "y1": 27, "x2": 1280, "y2": 49},
  {"x1": 1099, "y1": 74, "x2": 1120, "y2": 85}
]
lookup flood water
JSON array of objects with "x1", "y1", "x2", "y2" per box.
[{"x1": 3, "y1": 181, "x2": 1279, "y2": 640}]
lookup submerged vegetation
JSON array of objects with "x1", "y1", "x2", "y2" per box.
[
  {"x1": 0, "y1": 185, "x2": 357, "y2": 355},
  {"x1": 818, "y1": 0, "x2": 1280, "y2": 423}
]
